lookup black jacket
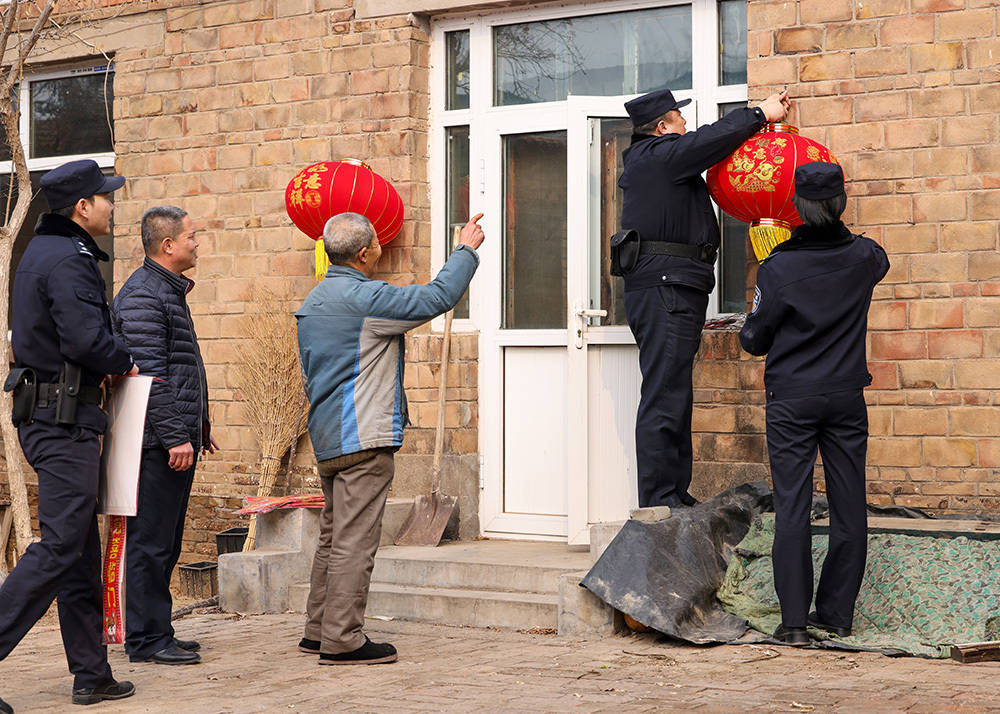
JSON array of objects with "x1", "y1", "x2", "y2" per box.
[
  {"x1": 112, "y1": 257, "x2": 209, "y2": 450},
  {"x1": 11, "y1": 213, "x2": 134, "y2": 432},
  {"x1": 739, "y1": 222, "x2": 890, "y2": 400},
  {"x1": 619, "y1": 106, "x2": 766, "y2": 293}
]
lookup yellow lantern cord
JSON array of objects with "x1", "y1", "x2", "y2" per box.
[
  {"x1": 315, "y1": 240, "x2": 330, "y2": 281},
  {"x1": 749, "y1": 219, "x2": 792, "y2": 263}
]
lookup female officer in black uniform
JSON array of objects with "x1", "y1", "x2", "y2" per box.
[{"x1": 739, "y1": 162, "x2": 890, "y2": 645}]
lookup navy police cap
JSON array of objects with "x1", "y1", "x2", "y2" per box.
[
  {"x1": 624, "y1": 88, "x2": 692, "y2": 128},
  {"x1": 794, "y1": 162, "x2": 845, "y2": 201},
  {"x1": 40, "y1": 159, "x2": 125, "y2": 210}
]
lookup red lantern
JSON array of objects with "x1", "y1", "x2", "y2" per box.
[
  {"x1": 707, "y1": 124, "x2": 839, "y2": 262},
  {"x1": 285, "y1": 159, "x2": 405, "y2": 279}
]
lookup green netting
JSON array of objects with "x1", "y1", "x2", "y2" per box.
[{"x1": 717, "y1": 514, "x2": 1000, "y2": 657}]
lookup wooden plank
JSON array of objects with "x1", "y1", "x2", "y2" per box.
[
  {"x1": 951, "y1": 641, "x2": 1000, "y2": 664},
  {"x1": 812, "y1": 516, "x2": 1000, "y2": 541},
  {"x1": 0, "y1": 505, "x2": 12, "y2": 577}
]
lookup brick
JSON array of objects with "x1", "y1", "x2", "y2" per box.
[
  {"x1": 924, "y1": 438, "x2": 978, "y2": 467},
  {"x1": 868, "y1": 437, "x2": 923, "y2": 466},
  {"x1": 913, "y1": 192, "x2": 967, "y2": 223},
  {"x1": 775, "y1": 27, "x2": 824, "y2": 54},
  {"x1": 912, "y1": 0, "x2": 965, "y2": 10},
  {"x1": 971, "y1": 190, "x2": 1000, "y2": 220},
  {"x1": 796, "y1": 96, "x2": 852, "y2": 126},
  {"x1": 955, "y1": 359, "x2": 1000, "y2": 387},
  {"x1": 908, "y1": 299, "x2": 964, "y2": 329},
  {"x1": 870, "y1": 331, "x2": 927, "y2": 359},
  {"x1": 220, "y1": 24, "x2": 256, "y2": 49},
  {"x1": 940, "y1": 9, "x2": 996, "y2": 40},
  {"x1": 800, "y1": 53, "x2": 852, "y2": 82},
  {"x1": 971, "y1": 84, "x2": 1000, "y2": 115},
  {"x1": 856, "y1": 0, "x2": 907, "y2": 17},
  {"x1": 879, "y1": 15, "x2": 935, "y2": 44},
  {"x1": 747, "y1": 56, "x2": 798, "y2": 85},
  {"x1": 970, "y1": 253, "x2": 1000, "y2": 282},
  {"x1": 868, "y1": 361, "x2": 899, "y2": 389},
  {"x1": 855, "y1": 48, "x2": 908, "y2": 78},
  {"x1": 856, "y1": 195, "x2": 910, "y2": 224},
  {"x1": 748, "y1": 1, "x2": 799, "y2": 29},
  {"x1": 880, "y1": 225, "x2": 937, "y2": 255},
  {"x1": 981, "y1": 439, "x2": 1000, "y2": 468},
  {"x1": 910, "y1": 253, "x2": 968, "y2": 282},
  {"x1": 968, "y1": 38, "x2": 1000, "y2": 69},
  {"x1": 271, "y1": 78, "x2": 309, "y2": 103},
  {"x1": 255, "y1": 56, "x2": 290, "y2": 81},
  {"x1": 914, "y1": 147, "x2": 968, "y2": 176},
  {"x1": 898, "y1": 360, "x2": 953, "y2": 388},
  {"x1": 910, "y1": 87, "x2": 966, "y2": 117},
  {"x1": 885, "y1": 120, "x2": 939, "y2": 149},
  {"x1": 331, "y1": 46, "x2": 373, "y2": 71},
  {"x1": 966, "y1": 297, "x2": 1000, "y2": 327},
  {"x1": 147, "y1": 69, "x2": 182, "y2": 93},
  {"x1": 826, "y1": 21, "x2": 876, "y2": 49},
  {"x1": 893, "y1": 407, "x2": 948, "y2": 435},
  {"x1": 910, "y1": 43, "x2": 965, "y2": 73},
  {"x1": 928, "y1": 330, "x2": 984, "y2": 358},
  {"x1": 799, "y1": 0, "x2": 853, "y2": 23},
  {"x1": 829, "y1": 122, "x2": 883, "y2": 152},
  {"x1": 853, "y1": 94, "x2": 908, "y2": 124},
  {"x1": 218, "y1": 60, "x2": 254, "y2": 85},
  {"x1": 311, "y1": 74, "x2": 349, "y2": 99},
  {"x1": 942, "y1": 115, "x2": 997, "y2": 146},
  {"x1": 950, "y1": 407, "x2": 1000, "y2": 437},
  {"x1": 868, "y1": 301, "x2": 907, "y2": 330}
]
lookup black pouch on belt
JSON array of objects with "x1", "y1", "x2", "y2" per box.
[
  {"x1": 609, "y1": 229, "x2": 640, "y2": 276},
  {"x1": 4, "y1": 367, "x2": 37, "y2": 427}
]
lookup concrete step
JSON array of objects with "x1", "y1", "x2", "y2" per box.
[
  {"x1": 371, "y1": 540, "x2": 592, "y2": 594},
  {"x1": 290, "y1": 581, "x2": 559, "y2": 630}
]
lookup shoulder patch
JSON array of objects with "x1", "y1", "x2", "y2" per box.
[
  {"x1": 72, "y1": 238, "x2": 94, "y2": 258},
  {"x1": 751, "y1": 285, "x2": 761, "y2": 314}
]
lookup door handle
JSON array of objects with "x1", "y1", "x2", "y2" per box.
[{"x1": 573, "y1": 305, "x2": 607, "y2": 349}]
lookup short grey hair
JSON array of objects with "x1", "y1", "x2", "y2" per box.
[
  {"x1": 793, "y1": 192, "x2": 847, "y2": 228},
  {"x1": 636, "y1": 110, "x2": 675, "y2": 136},
  {"x1": 141, "y1": 205, "x2": 188, "y2": 255},
  {"x1": 323, "y1": 212, "x2": 375, "y2": 265}
]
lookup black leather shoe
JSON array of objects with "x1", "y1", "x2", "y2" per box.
[
  {"x1": 679, "y1": 492, "x2": 700, "y2": 507},
  {"x1": 173, "y1": 637, "x2": 201, "y2": 652},
  {"x1": 773, "y1": 624, "x2": 809, "y2": 646},
  {"x1": 71, "y1": 680, "x2": 135, "y2": 706},
  {"x1": 319, "y1": 637, "x2": 397, "y2": 665},
  {"x1": 298, "y1": 637, "x2": 321, "y2": 654},
  {"x1": 808, "y1": 611, "x2": 852, "y2": 637},
  {"x1": 0, "y1": 695, "x2": 13, "y2": 713},
  {"x1": 134, "y1": 643, "x2": 201, "y2": 665}
]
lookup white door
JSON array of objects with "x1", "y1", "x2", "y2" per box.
[{"x1": 565, "y1": 96, "x2": 698, "y2": 545}]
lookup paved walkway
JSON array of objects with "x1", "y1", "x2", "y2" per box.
[{"x1": 3, "y1": 613, "x2": 1000, "y2": 713}]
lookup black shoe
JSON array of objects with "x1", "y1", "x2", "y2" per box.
[
  {"x1": 808, "y1": 611, "x2": 852, "y2": 637},
  {"x1": 0, "y1": 695, "x2": 12, "y2": 713},
  {"x1": 679, "y1": 492, "x2": 700, "y2": 507},
  {"x1": 173, "y1": 637, "x2": 201, "y2": 652},
  {"x1": 132, "y1": 643, "x2": 201, "y2": 665},
  {"x1": 298, "y1": 637, "x2": 321, "y2": 654},
  {"x1": 71, "y1": 680, "x2": 136, "y2": 706},
  {"x1": 319, "y1": 637, "x2": 397, "y2": 665},
  {"x1": 773, "y1": 624, "x2": 809, "y2": 646}
]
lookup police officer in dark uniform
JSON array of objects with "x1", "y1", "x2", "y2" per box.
[
  {"x1": 739, "y1": 163, "x2": 890, "y2": 645},
  {"x1": 618, "y1": 87, "x2": 790, "y2": 510},
  {"x1": 0, "y1": 160, "x2": 138, "y2": 710}
]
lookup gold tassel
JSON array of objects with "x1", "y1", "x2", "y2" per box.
[
  {"x1": 749, "y1": 220, "x2": 792, "y2": 262},
  {"x1": 314, "y1": 240, "x2": 330, "y2": 281}
]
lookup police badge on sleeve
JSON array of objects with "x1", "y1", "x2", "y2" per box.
[{"x1": 751, "y1": 285, "x2": 761, "y2": 314}]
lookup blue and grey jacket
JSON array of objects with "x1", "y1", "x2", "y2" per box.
[{"x1": 296, "y1": 245, "x2": 479, "y2": 462}]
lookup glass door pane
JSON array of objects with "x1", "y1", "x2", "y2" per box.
[
  {"x1": 502, "y1": 131, "x2": 567, "y2": 329},
  {"x1": 596, "y1": 118, "x2": 632, "y2": 326}
]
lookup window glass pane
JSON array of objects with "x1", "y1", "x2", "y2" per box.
[
  {"x1": 31, "y1": 72, "x2": 114, "y2": 158},
  {"x1": 494, "y1": 6, "x2": 692, "y2": 106},
  {"x1": 717, "y1": 102, "x2": 750, "y2": 313},
  {"x1": 0, "y1": 86, "x2": 19, "y2": 162},
  {"x1": 502, "y1": 131, "x2": 566, "y2": 329},
  {"x1": 446, "y1": 126, "x2": 470, "y2": 319},
  {"x1": 719, "y1": 0, "x2": 748, "y2": 85},
  {"x1": 446, "y1": 30, "x2": 470, "y2": 110},
  {"x1": 597, "y1": 118, "x2": 632, "y2": 326}
]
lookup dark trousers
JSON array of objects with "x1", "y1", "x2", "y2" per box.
[
  {"x1": 0, "y1": 421, "x2": 112, "y2": 689},
  {"x1": 124, "y1": 447, "x2": 196, "y2": 659},
  {"x1": 767, "y1": 389, "x2": 869, "y2": 629},
  {"x1": 624, "y1": 284, "x2": 709, "y2": 507}
]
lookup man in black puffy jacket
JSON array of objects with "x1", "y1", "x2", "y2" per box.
[
  {"x1": 112, "y1": 206, "x2": 217, "y2": 665},
  {"x1": 740, "y1": 163, "x2": 890, "y2": 646}
]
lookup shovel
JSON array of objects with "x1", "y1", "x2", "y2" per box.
[{"x1": 394, "y1": 242, "x2": 460, "y2": 546}]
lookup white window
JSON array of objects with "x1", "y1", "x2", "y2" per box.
[{"x1": 431, "y1": 0, "x2": 751, "y2": 327}]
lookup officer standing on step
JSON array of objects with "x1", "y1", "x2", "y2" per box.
[
  {"x1": 0, "y1": 160, "x2": 138, "y2": 711},
  {"x1": 739, "y1": 163, "x2": 889, "y2": 645},
  {"x1": 618, "y1": 87, "x2": 790, "y2": 510}
]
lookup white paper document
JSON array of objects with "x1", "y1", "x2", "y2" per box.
[{"x1": 99, "y1": 375, "x2": 153, "y2": 516}]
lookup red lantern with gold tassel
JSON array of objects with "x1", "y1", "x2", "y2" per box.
[
  {"x1": 707, "y1": 123, "x2": 839, "y2": 262},
  {"x1": 285, "y1": 159, "x2": 405, "y2": 279}
]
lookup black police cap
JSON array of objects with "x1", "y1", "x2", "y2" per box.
[
  {"x1": 624, "y1": 88, "x2": 692, "y2": 128},
  {"x1": 40, "y1": 159, "x2": 125, "y2": 210},
  {"x1": 794, "y1": 162, "x2": 845, "y2": 200}
]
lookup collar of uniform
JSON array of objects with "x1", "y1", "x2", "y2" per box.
[
  {"x1": 142, "y1": 255, "x2": 195, "y2": 295},
  {"x1": 773, "y1": 221, "x2": 854, "y2": 253},
  {"x1": 628, "y1": 132, "x2": 678, "y2": 146},
  {"x1": 35, "y1": 212, "x2": 110, "y2": 262},
  {"x1": 325, "y1": 264, "x2": 368, "y2": 280}
]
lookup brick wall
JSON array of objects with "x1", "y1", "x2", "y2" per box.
[{"x1": 747, "y1": 0, "x2": 1000, "y2": 511}]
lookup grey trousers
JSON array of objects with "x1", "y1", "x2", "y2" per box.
[{"x1": 304, "y1": 449, "x2": 394, "y2": 654}]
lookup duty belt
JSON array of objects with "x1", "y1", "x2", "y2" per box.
[
  {"x1": 36, "y1": 382, "x2": 102, "y2": 408},
  {"x1": 639, "y1": 242, "x2": 718, "y2": 265}
]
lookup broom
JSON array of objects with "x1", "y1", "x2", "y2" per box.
[{"x1": 235, "y1": 288, "x2": 307, "y2": 552}]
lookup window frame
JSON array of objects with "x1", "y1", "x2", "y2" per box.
[{"x1": 430, "y1": 0, "x2": 749, "y2": 329}]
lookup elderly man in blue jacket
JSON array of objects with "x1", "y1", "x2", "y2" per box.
[
  {"x1": 295, "y1": 211, "x2": 483, "y2": 665},
  {"x1": 112, "y1": 206, "x2": 217, "y2": 666}
]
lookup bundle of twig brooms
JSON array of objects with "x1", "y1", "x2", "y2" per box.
[{"x1": 235, "y1": 289, "x2": 307, "y2": 552}]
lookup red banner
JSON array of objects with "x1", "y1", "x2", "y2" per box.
[{"x1": 102, "y1": 515, "x2": 127, "y2": 645}]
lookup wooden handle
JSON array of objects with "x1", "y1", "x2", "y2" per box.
[{"x1": 430, "y1": 225, "x2": 462, "y2": 492}]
